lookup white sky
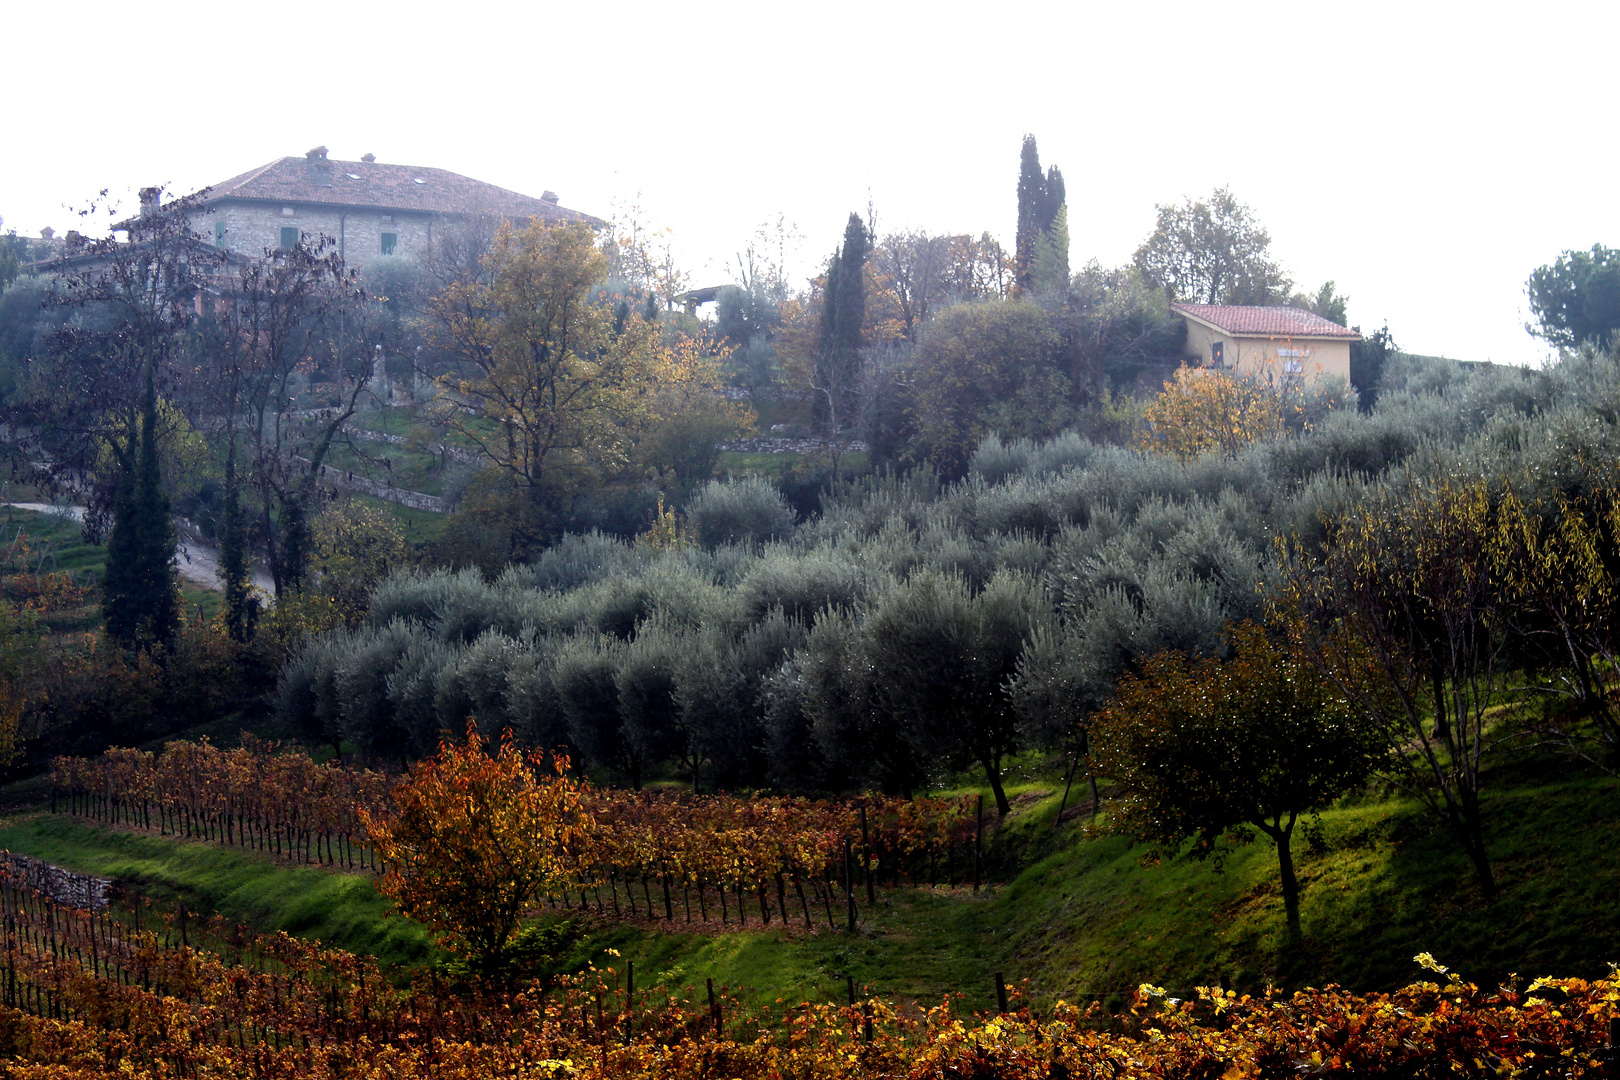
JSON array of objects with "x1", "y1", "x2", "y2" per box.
[{"x1": 6, "y1": 0, "x2": 1614, "y2": 366}]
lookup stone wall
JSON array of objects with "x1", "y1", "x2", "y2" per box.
[
  {"x1": 299, "y1": 457, "x2": 447, "y2": 513},
  {"x1": 203, "y1": 202, "x2": 434, "y2": 266},
  {"x1": 0, "y1": 852, "x2": 111, "y2": 911}
]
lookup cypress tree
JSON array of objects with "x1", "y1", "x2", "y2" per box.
[
  {"x1": 1016, "y1": 139, "x2": 1070, "y2": 297},
  {"x1": 814, "y1": 213, "x2": 870, "y2": 434},
  {"x1": 219, "y1": 433, "x2": 254, "y2": 642},
  {"x1": 1033, "y1": 205, "x2": 1071, "y2": 295},
  {"x1": 102, "y1": 362, "x2": 179, "y2": 651},
  {"x1": 1014, "y1": 135, "x2": 1045, "y2": 295}
]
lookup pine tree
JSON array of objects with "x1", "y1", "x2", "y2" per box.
[
  {"x1": 814, "y1": 212, "x2": 870, "y2": 434},
  {"x1": 1014, "y1": 135, "x2": 1045, "y2": 295},
  {"x1": 102, "y1": 363, "x2": 180, "y2": 651}
]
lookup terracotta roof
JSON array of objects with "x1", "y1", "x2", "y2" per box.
[
  {"x1": 201, "y1": 154, "x2": 602, "y2": 225},
  {"x1": 1171, "y1": 303, "x2": 1361, "y2": 340}
]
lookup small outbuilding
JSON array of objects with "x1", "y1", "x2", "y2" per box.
[{"x1": 1171, "y1": 303, "x2": 1360, "y2": 384}]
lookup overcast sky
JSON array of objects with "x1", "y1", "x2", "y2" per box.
[{"x1": 6, "y1": 0, "x2": 1613, "y2": 366}]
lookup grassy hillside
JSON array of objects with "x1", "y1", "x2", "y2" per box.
[
  {"x1": 2, "y1": 768, "x2": 1613, "y2": 1011},
  {"x1": 0, "y1": 812, "x2": 434, "y2": 969}
]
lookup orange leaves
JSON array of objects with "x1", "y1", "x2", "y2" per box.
[
  {"x1": 2, "y1": 852, "x2": 1618, "y2": 1080},
  {"x1": 361, "y1": 725, "x2": 592, "y2": 970}
]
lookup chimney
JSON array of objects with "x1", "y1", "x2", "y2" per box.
[
  {"x1": 305, "y1": 145, "x2": 334, "y2": 187},
  {"x1": 39, "y1": 227, "x2": 54, "y2": 240},
  {"x1": 361, "y1": 152, "x2": 376, "y2": 163},
  {"x1": 541, "y1": 191, "x2": 560, "y2": 204},
  {"x1": 139, "y1": 186, "x2": 162, "y2": 218}
]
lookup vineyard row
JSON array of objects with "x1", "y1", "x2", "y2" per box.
[
  {"x1": 0, "y1": 866, "x2": 1615, "y2": 1079},
  {"x1": 49, "y1": 742, "x2": 992, "y2": 929}
]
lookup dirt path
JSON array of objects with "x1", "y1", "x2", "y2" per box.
[{"x1": 5, "y1": 503, "x2": 276, "y2": 598}]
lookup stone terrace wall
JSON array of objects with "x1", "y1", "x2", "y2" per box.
[{"x1": 0, "y1": 852, "x2": 111, "y2": 910}]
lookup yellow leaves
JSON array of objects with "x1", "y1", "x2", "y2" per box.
[
  {"x1": 1414, "y1": 952, "x2": 1449, "y2": 975},
  {"x1": 1140, "y1": 365, "x2": 1284, "y2": 460}
]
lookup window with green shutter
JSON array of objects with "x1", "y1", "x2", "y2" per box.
[
  {"x1": 381, "y1": 232, "x2": 397, "y2": 256},
  {"x1": 280, "y1": 226, "x2": 300, "y2": 249},
  {"x1": 213, "y1": 221, "x2": 227, "y2": 248}
]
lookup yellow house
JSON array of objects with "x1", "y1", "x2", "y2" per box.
[{"x1": 1171, "y1": 304, "x2": 1360, "y2": 385}]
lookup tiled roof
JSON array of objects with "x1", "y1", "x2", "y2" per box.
[
  {"x1": 202, "y1": 153, "x2": 602, "y2": 225},
  {"x1": 1171, "y1": 303, "x2": 1361, "y2": 340}
]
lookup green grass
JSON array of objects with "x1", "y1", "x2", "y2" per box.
[
  {"x1": 538, "y1": 774, "x2": 1620, "y2": 1012},
  {"x1": 0, "y1": 506, "x2": 225, "y2": 628},
  {"x1": 324, "y1": 441, "x2": 450, "y2": 497},
  {"x1": 349, "y1": 494, "x2": 451, "y2": 550},
  {"x1": 1, "y1": 763, "x2": 1614, "y2": 1012},
  {"x1": 0, "y1": 812, "x2": 434, "y2": 971}
]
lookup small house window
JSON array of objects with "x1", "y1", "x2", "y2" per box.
[
  {"x1": 381, "y1": 213, "x2": 394, "y2": 224},
  {"x1": 280, "y1": 207, "x2": 295, "y2": 217},
  {"x1": 1210, "y1": 341, "x2": 1224, "y2": 368},
  {"x1": 381, "y1": 232, "x2": 398, "y2": 256},
  {"x1": 213, "y1": 221, "x2": 227, "y2": 247},
  {"x1": 280, "y1": 226, "x2": 300, "y2": 249},
  {"x1": 1284, "y1": 359, "x2": 1304, "y2": 374}
]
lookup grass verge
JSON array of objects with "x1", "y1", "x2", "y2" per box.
[{"x1": 0, "y1": 812, "x2": 434, "y2": 971}]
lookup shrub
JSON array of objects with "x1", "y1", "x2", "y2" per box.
[{"x1": 685, "y1": 476, "x2": 796, "y2": 549}]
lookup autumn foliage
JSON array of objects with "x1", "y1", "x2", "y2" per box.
[
  {"x1": 51, "y1": 736, "x2": 979, "y2": 940},
  {"x1": 0, "y1": 866, "x2": 1615, "y2": 1079},
  {"x1": 361, "y1": 727, "x2": 593, "y2": 972},
  {"x1": 1140, "y1": 364, "x2": 1285, "y2": 459}
]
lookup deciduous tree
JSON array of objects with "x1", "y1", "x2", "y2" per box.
[
  {"x1": 1092, "y1": 621, "x2": 1380, "y2": 941},
  {"x1": 1134, "y1": 187, "x2": 1291, "y2": 305},
  {"x1": 1139, "y1": 365, "x2": 1284, "y2": 459},
  {"x1": 362, "y1": 725, "x2": 593, "y2": 979},
  {"x1": 907, "y1": 299, "x2": 1064, "y2": 477},
  {"x1": 429, "y1": 220, "x2": 724, "y2": 546},
  {"x1": 1277, "y1": 479, "x2": 1537, "y2": 899}
]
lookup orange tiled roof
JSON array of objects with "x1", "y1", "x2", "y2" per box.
[
  {"x1": 1172, "y1": 303, "x2": 1361, "y2": 340},
  {"x1": 202, "y1": 154, "x2": 602, "y2": 225}
]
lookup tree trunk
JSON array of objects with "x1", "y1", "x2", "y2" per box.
[
  {"x1": 983, "y1": 757, "x2": 1011, "y2": 817},
  {"x1": 1452, "y1": 797, "x2": 1497, "y2": 900},
  {"x1": 1255, "y1": 813, "x2": 1301, "y2": 944}
]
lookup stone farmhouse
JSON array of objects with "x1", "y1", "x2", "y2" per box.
[
  {"x1": 199, "y1": 146, "x2": 602, "y2": 264},
  {"x1": 1171, "y1": 303, "x2": 1360, "y2": 384}
]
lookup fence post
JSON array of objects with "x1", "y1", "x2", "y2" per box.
[
  {"x1": 625, "y1": 961, "x2": 633, "y2": 1039},
  {"x1": 995, "y1": 971, "x2": 1008, "y2": 1015},
  {"x1": 707, "y1": 977, "x2": 721, "y2": 1037}
]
